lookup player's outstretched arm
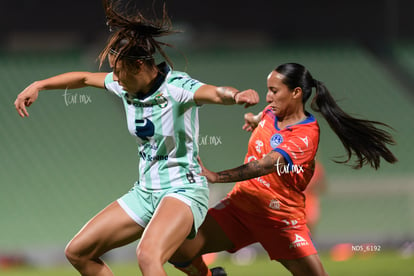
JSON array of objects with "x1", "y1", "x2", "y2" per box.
[
  {"x1": 198, "y1": 151, "x2": 284, "y2": 183},
  {"x1": 194, "y1": 85, "x2": 259, "y2": 108},
  {"x1": 14, "y1": 72, "x2": 108, "y2": 117}
]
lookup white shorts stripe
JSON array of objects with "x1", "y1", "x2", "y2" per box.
[{"x1": 117, "y1": 198, "x2": 147, "y2": 228}]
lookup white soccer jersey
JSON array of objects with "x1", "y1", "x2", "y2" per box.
[{"x1": 104, "y1": 62, "x2": 208, "y2": 191}]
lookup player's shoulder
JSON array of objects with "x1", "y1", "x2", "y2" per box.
[
  {"x1": 167, "y1": 71, "x2": 204, "y2": 92},
  {"x1": 285, "y1": 114, "x2": 319, "y2": 145},
  {"x1": 104, "y1": 72, "x2": 124, "y2": 97},
  {"x1": 290, "y1": 121, "x2": 319, "y2": 140}
]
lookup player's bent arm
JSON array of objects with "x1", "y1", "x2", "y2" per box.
[
  {"x1": 194, "y1": 85, "x2": 259, "y2": 107},
  {"x1": 243, "y1": 112, "x2": 263, "y2": 132},
  {"x1": 203, "y1": 151, "x2": 286, "y2": 183},
  {"x1": 15, "y1": 72, "x2": 108, "y2": 117}
]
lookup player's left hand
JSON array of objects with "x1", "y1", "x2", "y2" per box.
[{"x1": 234, "y1": 89, "x2": 259, "y2": 108}]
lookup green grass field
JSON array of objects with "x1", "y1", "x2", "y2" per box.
[{"x1": 2, "y1": 251, "x2": 413, "y2": 276}]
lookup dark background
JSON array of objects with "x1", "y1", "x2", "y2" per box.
[{"x1": 1, "y1": 0, "x2": 413, "y2": 41}]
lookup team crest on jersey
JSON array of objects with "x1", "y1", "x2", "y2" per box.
[
  {"x1": 270, "y1": 133, "x2": 283, "y2": 148},
  {"x1": 155, "y1": 93, "x2": 168, "y2": 108}
]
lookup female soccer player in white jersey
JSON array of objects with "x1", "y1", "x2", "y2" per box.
[{"x1": 13, "y1": 2, "x2": 259, "y2": 276}]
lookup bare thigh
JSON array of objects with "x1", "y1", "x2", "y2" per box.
[
  {"x1": 66, "y1": 201, "x2": 144, "y2": 259},
  {"x1": 137, "y1": 196, "x2": 195, "y2": 263},
  {"x1": 279, "y1": 254, "x2": 328, "y2": 276}
]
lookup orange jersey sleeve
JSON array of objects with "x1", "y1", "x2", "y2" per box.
[{"x1": 228, "y1": 106, "x2": 320, "y2": 221}]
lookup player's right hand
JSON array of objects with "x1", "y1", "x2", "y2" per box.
[
  {"x1": 234, "y1": 89, "x2": 259, "y2": 108},
  {"x1": 14, "y1": 83, "x2": 40, "y2": 118}
]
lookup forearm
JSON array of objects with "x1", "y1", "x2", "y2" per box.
[
  {"x1": 194, "y1": 84, "x2": 258, "y2": 107},
  {"x1": 215, "y1": 159, "x2": 277, "y2": 183},
  {"x1": 215, "y1": 161, "x2": 262, "y2": 183},
  {"x1": 215, "y1": 86, "x2": 240, "y2": 105},
  {"x1": 194, "y1": 85, "x2": 239, "y2": 105},
  {"x1": 211, "y1": 151, "x2": 284, "y2": 183}
]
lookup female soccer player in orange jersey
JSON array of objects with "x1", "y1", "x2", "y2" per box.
[{"x1": 170, "y1": 62, "x2": 397, "y2": 276}]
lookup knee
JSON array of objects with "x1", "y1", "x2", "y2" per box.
[
  {"x1": 65, "y1": 239, "x2": 85, "y2": 266},
  {"x1": 136, "y1": 242, "x2": 162, "y2": 269}
]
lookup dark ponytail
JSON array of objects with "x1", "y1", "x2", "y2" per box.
[
  {"x1": 275, "y1": 63, "x2": 397, "y2": 169},
  {"x1": 99, "y1": 0, "x2": 177, "y2": 70},
  {"x1": 311, "y1": 80, "x2": 397, "y2": 169}
]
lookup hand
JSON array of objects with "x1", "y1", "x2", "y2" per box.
[
  {"x1": 242, "y1": 112, "x2": 261, "y2": 132},
  {"x1": 197, "y1": 156, "x2": 218, "y2": 183},
  {"x1": 234, "y1": 89, "x2": 259, "y2": 108},
  {"x1": 14, "y1": 82, "x2": 40, "y2": 117}
]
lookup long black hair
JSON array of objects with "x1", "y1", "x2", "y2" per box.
[
  {"x1": 99, "y1": 0, "x2": 177, "y2": 71},
  {"x1": 275, "y1": 62, "x2": 397, "y2": 169}
]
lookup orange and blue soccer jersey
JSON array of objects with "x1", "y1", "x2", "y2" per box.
[{"x1": 228, "y1": 105, "x2": 320, "y2": 222}]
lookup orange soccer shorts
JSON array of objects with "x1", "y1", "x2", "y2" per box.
[{"x1": 208, "y1": 198, "x2": 318, "y2": 260}]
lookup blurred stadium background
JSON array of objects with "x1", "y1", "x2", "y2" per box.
[{"x1": 1, "y1": 0, "x2": 413, "y2": 274}]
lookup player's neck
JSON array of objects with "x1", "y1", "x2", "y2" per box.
[
  {"x1": 277, "y1": 111, "x2": 307, "y2": 129},
  {"x1": 131, "y1": 65, "x2": 159, "y2": 96}
]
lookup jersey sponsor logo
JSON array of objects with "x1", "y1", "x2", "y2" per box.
[
  {"x1": 255, "y1": 176, "x2": 270, "y2": 187},
  {"x1": 139, "y1": 151, "x2": 169, "y2": 161},
  {"x1": 289, "y1": 234, "x2": 309, "y2": 249},
  {"x1": 269, "y1": 199, "x2": 280, "y2": 210},
  {"x1": 130, "y1": 101, "x2": 154, "y2": 107},
  {"x1": 255, "y1": 140, "x2": 264, "y2": 153},
  {"x1": 270, "y1": 133, "x2": 283, "y2": 148},
  {"x1": 135, "y1": 119, "x2": 155, "y2": 140},
  {"x1": 124, "y1": 94, "x2": 153, "y2": 107}
]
